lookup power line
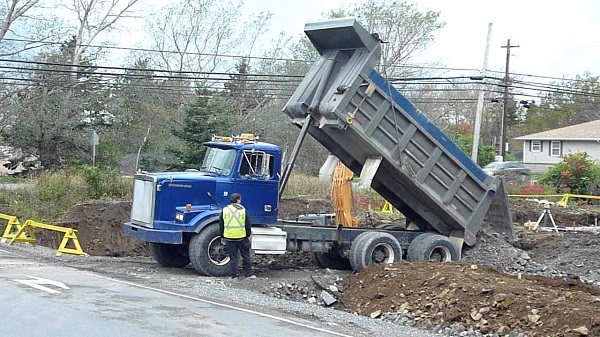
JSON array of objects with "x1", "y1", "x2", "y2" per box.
[
  {"x1": 0, "y1": 58, "x2": 306, "y2": 79},
  {"x1": 6, "y1": 37, "x2": 596, "y2": 84}
]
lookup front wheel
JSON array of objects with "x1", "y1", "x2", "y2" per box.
[
  {"x1": 189, "y1": 224, "x2": 231, "y2": 276},
  {"x1": 148, "y1": 243, "x2": 190, "y2": 268}
]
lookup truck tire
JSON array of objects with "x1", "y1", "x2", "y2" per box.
[
  {"x1": 349, "y1": 232, "x2": 373, "y2": 271},
  {"x1": 350, "y1": 232, "x2": 402, "y2": 272},
  {"x1": 407, "y1": 233, "x2": 459, "y2": 262},
  {"x1": 148, "y1": 243, "x2": 190, "y2": 268},
  {"x1": 312, "y1": 250, "x2": 352, "y2": 270},
  {"x1": 189, "y1": 224, "x2": 231, "y2": 276}
]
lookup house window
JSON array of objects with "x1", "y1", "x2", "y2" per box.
[
  {"x1": 550, "y1": 141, "x2": 562, "y2": 157},
  {"x1": 531, "y1": 140, "x2": 542, "y2": 152}
]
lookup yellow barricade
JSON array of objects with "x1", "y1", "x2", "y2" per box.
[
  {"x1": 10, "y1": 219, "x2": 84, "y2": 256},
  {"x1": 0, "y1": 213, "x2": 29, "y2": 243},
  {"x1": 556, "y1": 193, "x2": 600, "y2": 208},
  {"x1": 380, "y1": 201, "x2": 394, "y2": 214}
]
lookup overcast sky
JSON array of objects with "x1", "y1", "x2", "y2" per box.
[{"x1": 240, "y1": 0, "x2": 600, "y2": 81}]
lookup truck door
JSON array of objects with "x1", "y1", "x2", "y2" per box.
[{"x1": 234, "y1": 150, "x2": 279, "y2": 225}]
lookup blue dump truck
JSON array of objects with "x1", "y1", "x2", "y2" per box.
[{"x1": 123, "y1": 18, "x2": 514, "y2": 276}]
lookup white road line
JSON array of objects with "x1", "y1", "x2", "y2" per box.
[
  {"x1": 13, "y1": 276, "x2": 70, "y2": 294},
  {"x1": 0, "y1": 248, "x2": 20, "y2": 256},
  {"x1": 89, "y1": 273, "x2": 353, "y2": 337}
]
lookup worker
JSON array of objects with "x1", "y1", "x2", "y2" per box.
[{"x1": 219, "y1": 193, "x2": 255, "y2": 279}]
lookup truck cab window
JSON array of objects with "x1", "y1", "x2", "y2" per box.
[
  {"x1": 200, "y1": 148, "x2": 237, "y2": 176},
  {"x1": 239, "y1": 151, "x2": 273, "y2": 179}
]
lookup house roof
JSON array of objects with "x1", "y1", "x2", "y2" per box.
[{"x1": 515, "y1": 119, "x2": 600, "y2": 141}]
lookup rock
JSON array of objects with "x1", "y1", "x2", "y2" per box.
[
  {"x1": 479, "y1": 307, "x2": 491, "y2": 314},
  {"x1": 307, "y1": 297, "x2": 316, "y2": 304},
  {"x1": 470, "y1": 310, "x2": 482, "y2": 321},
  {"x1": 573, "y1": 326, "x2": 589, "y2": 335},
  {"x1": 527, "y1": 314, "x2": 540, "y2": 323},
  {"x1": 329, "y1": 285, "x2": 338, "y2": 292},
  {"x1": 494, "y1": 293, "x2": 508, "y2": 302},
  {"x1": 320, "y1": 290, "x2": 337, "y2": 306},
  {"x1": 497, "y1": 326, "x2": 510, "y2": 335},
  {"x1": 369, "y1": 310, "x2": 382, "y2": 319},
  {"x1": 399, "y1": 302, "x2": 411, "y2": 312}
]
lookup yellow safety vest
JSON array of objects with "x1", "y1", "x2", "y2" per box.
[{"x1": 223, "y1": 204, "x2": 247, "y2": 239}]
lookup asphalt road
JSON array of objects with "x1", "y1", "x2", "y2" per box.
[{"x1": 0, "y1": 248, "x2": 354, "y2": 337}]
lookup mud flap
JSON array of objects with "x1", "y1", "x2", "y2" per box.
[{"x1": 484, "y1": 178, "x2": 515, "y2": 241}]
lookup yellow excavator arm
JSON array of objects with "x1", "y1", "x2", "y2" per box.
[{"x1": 331, "y1": 162, "x2": 359, "y2": 227}]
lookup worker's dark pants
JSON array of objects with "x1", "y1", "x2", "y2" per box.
[{"x1": 225, "y1": 237, "x2": 252, "y2": 277}]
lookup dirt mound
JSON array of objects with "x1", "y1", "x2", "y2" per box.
[
  {"x1": 341, "y1": 261, "x2": 600, "y2": 336},
  {"x1": 38, "y1": 201, "x2": 147, "y2": 257}
]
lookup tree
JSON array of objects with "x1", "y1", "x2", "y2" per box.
[
  {"x1": 454, "y1": 133, "x2": 495, "y2": 167},
  {"x1": 0, "y1": 0, "x2": 58, "y2": 57},
  {"x1": 143, "y1": 0, "x2": 270, "y2": 85},
  {"x1": 169, "y1": 88, "x2": 236, "y2": 170},
  {"x1": 64, "y1": 0, "x2": 141, "y2": 91},
  {"x1": 519, "y1": 73, "x2": 600, "y2": 135},
  {"x1": 5, "y1": 38, "x2": 101, "y2": 169},
  {"x1": 327, "y1": 0, "x2": 445, "y2": 77}
]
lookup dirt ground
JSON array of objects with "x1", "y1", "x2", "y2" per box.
[{"x1": 9, "y1": 195, "x2": 600, "y2": 336}]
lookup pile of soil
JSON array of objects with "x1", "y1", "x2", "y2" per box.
[
  {"x1": 37, "y1": 201, "x2": 146, "y2": 257},
  {"x1": 341, "y1": 261, "x2": 600, "y2": 336}
]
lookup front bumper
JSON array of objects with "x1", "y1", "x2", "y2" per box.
[{"x1": 123, "y1": 222, "x2": 183, "y2": 244}]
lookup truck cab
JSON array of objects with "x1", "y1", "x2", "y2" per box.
[{"x1": 123, "y1": 134, "x2": 282, "y2": 276}]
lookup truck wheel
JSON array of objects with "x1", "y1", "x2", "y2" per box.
[
  {"x1": 312, "y1": 250, "x2": 351, "y2": 270},
  {"x1": 350, "y1": 232, "x2": 402, "y2": 272},
  {"x1": 189, "y1": 224, "x2": 231, "y2": 276},
  {"x1": 349, "y1": 232, "x2": 373, "y2": 271},
  {"x1": 149, "y1": 243, "x2": 190, "y2": 268},
  {"x1": 407, "y1": 233, "x2": 459, "y2": 262}
]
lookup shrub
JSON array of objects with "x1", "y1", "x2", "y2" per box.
[
  {"x1": 539, "y1": 152, "x2": 600, "y2": 195},
  {"x1": 0, "y1": 167, "x2": 132, "y2": 224}
]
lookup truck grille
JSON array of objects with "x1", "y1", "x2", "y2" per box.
[{"x1": 131, "y1": 177, "x2": 156, "y2": 227}]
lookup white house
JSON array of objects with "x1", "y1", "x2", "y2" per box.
[{"x1": 515, "y1": 120, "x2": 600, "y2": 173}]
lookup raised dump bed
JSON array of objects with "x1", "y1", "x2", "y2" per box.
[{"x1": 283, "y1": 18, "x2": 508, "y2": 246}]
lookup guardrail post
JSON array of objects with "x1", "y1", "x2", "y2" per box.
[
  {"x1": 1, "y1": 213, "x2": 29, "y2": 243},
  {"x1": 9, "y1": 219, "x2": 37, "y2": 245},
  {"x1": 56, "y1": 228, "x2": 84, "y2": 256}
]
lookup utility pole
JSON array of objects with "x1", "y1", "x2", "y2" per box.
[
  {"x1": 500, "y1": 39, "x2": 519, "y2": 160},
  {"x1": 471, "y1": 23, "x2": 493, "y2": 163}
]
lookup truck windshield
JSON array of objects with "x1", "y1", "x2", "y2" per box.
[{"x1": 200, "y1": 147, "x2": 237, "y2": 176}]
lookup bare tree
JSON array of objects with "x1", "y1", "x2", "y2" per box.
[
  {"x1": 64, "y1": 0, "x2": 141, "y2": 87},
  {"x1": 144, "y1": 0, "x2": 270, "y2": 86},
  {"x1": 328, "y1": 0, "x2": 445, "y2": 78}
]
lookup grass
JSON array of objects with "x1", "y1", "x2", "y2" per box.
[
  {"x1": 0, "y1": 174, "x2": 31, "y2": 183},
  {"x1": 0, "y1": 167, "x2": 132, "y2": 225},
  {"x1": 283, "y1": 173, "x2": 331, "y2": 196}
]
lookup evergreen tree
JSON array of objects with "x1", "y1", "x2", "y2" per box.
[{"x1": 169, "y1": 88, "x2": 235, "y2": 170}]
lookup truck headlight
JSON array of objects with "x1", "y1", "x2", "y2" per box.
[{"x1": 175, "y1": 212, "x2": 184, "y2": 222}]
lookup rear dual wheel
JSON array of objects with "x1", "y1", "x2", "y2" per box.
[
  {"x1": 407, "y1": 233, "x2": 459, "y2": 262},
  {"x1": 350, "y1": 232, "x2": 403, "y2": 272}
]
